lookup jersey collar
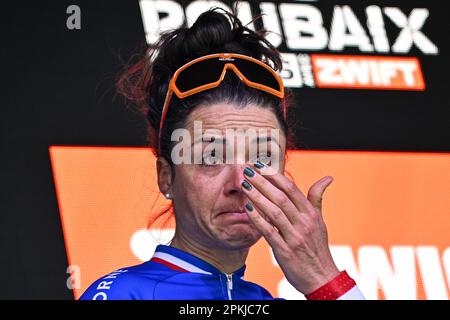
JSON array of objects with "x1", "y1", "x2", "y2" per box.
[{"x1": 150, "y1": 244, "x2": 246, "y2": 277}]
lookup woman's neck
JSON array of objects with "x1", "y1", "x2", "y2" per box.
[{"x1": 169, "y1": 232, "x2": 249, "y2": 274}]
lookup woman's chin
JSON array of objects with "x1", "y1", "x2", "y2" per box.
[{"x1": 217, "y1": 226, "x2": 261, "y2": 248}]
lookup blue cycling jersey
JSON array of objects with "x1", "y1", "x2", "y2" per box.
[{"x1": 80, "y1": 244, "x2": 279, "y2": 300}]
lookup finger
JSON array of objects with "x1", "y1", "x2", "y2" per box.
[
  {"x1": 244, "y1": 201, "x2": 287, "y2": 250},
  {"x1": 250, "y1": 162, "x2": 315, "y2": 214},
  {"x1": 241, "y1": 177, "x2": 298, "y2": 242},
  {"x1": 242, "y1": 166, "x2": 301, "y2": 226},
  {"x1": 307, "y1": 176, "x2": 333, "y2": 213}
]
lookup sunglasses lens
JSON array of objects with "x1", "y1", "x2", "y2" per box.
[
  {"x1": 233, "y1": 58, "x2": 281, "y2": 92},
  {"x1": 174, "y1": 56, "x2": 282, "y2": 94},
  {"x1": 175, "y1": 59, "x2": 225, "y2": 92}
]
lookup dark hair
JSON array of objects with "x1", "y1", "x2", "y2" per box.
[{"x1": 116, "y1": 5, "x2": 297, "y2": 229}]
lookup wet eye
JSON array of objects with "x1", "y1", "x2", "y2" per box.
[
  {"x1": 202, "y1": 151, "x2": 222, "y2": 166},
  {"x1": 256, "y1": 152, "x2": 272, "y2": 166}
]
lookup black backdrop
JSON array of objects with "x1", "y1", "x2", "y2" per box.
[{"x1": 1, "y1": 0, "x2": 449, "y2": 299}]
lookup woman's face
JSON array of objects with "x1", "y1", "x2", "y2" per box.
[{"x1": 168, "y1": 103, "x2": 286, "y2": 250}]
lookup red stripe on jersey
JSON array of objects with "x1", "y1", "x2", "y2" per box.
[{"x1": 150, "y1": 257, "x2": 189, "y2": 273}]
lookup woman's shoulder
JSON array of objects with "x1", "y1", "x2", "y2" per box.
[{"x1": 78, "y1": 261, "x2": 179, "y2": 300}]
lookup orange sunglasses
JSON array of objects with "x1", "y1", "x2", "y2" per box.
[{"x1": 158, "y1": 52, "x2": 285, "y2": 151}]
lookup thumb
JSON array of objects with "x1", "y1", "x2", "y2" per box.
[{"x1": 307, "y1": 176, "x2": 333, "y2": 212}]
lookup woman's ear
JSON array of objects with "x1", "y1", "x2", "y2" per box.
[{"x1": 156, "y1": 157, "x2": 173, "y2": 198}]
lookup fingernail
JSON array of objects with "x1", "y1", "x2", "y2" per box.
[
  {"x1": 254, "y1": 161, "x2": 264, "y2": 169},
  {"x1": 241, "y1": 180, "x2": 252, "y2": 191},
  {"x1": 245, "y1": 202, "x2": 253, "y2": 211},
  {"x1": 244, "y1": 167, "x2": 255, "y2": 177}
]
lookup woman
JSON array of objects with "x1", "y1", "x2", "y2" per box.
[{"x1": 80, "y1": 7, "x2": 364, "y2": 300}]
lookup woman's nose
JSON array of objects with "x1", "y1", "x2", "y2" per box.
[{"x1": 223, "y1": 164, "x2": 246, "y2": 196}]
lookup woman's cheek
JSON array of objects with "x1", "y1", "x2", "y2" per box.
[
  {"x1": 186, "y1": 169, "x2": 219, "y2": 195},
  {"x1": 197, "y1": 176, "x2": 220, "y2": 197}
]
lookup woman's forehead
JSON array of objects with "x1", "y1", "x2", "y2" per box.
[{"x1": 184, "y1": 103, "x2": 281, "y2": 131}]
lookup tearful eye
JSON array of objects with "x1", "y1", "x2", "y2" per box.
[{"x1": 202, "y1": 151, "x2": 223, "y2": 166}]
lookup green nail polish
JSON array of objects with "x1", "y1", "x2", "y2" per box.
[
  {"x1": 242, "y1": 180, "x2": 252, "y2": 191},
  {"x1": 245, "y1": 202, "x2": 253, "y2": 211},
  {"x1": 254, "y1": 161, "x2": 264, "y2": 169},
  {"x1": 244, "y1": 167, "x2": 255, "y2": 177}
]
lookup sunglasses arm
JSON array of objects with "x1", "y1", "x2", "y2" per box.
[{"x1": 158, "y1": 88, "x2": 174, "y2": 152}]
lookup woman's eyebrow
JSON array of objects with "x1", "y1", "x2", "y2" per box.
[
  {"x1": 191, "y1": 135, "x2": 280, "y2": 149},
  {"x1": 191, "y1": 135, "x2": 225, "y2": 146},
  {"x1": 251, "y1": 135, "x2": 280, "y2": 148}
]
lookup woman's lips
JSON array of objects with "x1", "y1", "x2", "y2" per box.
[
  {"x1": 219, "y1": 209, "x2": 246, "y2": 215},
  {"x1": 218, "y1": 210, "x2": 250, "y2": 222},
  {"x1": 222, "y1": 211, "x2": 245, "y2": 215}
]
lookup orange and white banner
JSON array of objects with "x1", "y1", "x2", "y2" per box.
[{"x1": 50, "y1": 147, "x2": 450, "y2": 300}]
